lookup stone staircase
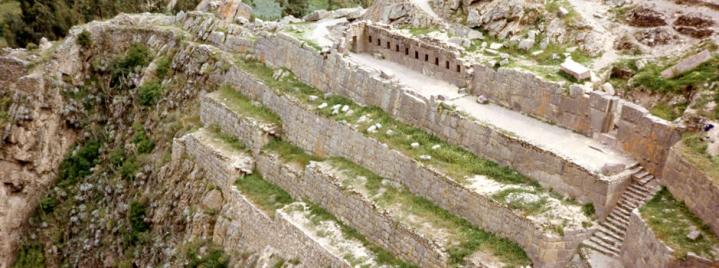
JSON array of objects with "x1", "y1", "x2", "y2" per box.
[{"x1": 583, "y1": 164, "x2": 660, "y2": 257}]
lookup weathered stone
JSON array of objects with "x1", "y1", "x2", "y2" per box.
[
  {"x1": 560, "y1": 59, "x2": 591, "y2": 81},
  {"x1": 660, "y1": 50, "x2": 713, "y2": 79}
]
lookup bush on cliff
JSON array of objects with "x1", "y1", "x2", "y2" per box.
[
  {"x1": 137, "y1": 81, "x2": 163, "y2": 106},
  {"x1": 57, "y1": 139, "x2": 102, "y2": 187}
]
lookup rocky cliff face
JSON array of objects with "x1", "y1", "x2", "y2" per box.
[{"x1": 0, "y1": 13, "x2": 246, "y2": 267}]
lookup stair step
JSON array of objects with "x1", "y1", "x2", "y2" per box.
[
  {"x1": 627, "y1": 162, "x2": 641, "y2": 170},
  {"x1": 595, "y1": 231, "x2": 621, "y2": 246},
  {"x1": 637, "y1": 175, "x2": 654, "y2": 185},
  {"x1": 584, "y1": 240, "x2": 620, "y2": 257},
  {"x1": 589, "y1": 237, "x2": 621, "y2": 254},
  {"x1": 598, "y1": 226, "x2": 625, "y2": 241},
  {"x1": 633, "y1": 170, "x2": 649, "y2": 179},
  {"x1": 617, "y1": 196, "x2": 642, "y2": 208},
  {"x1": 601, "y1": 221, "x2": 627, "y2": 236},
  {"x1": 606, "y1": 215, "x2": 629, "y2": 227},
  {"x1": 626, "y1": 186, "x2": 650, "y2": 198}
]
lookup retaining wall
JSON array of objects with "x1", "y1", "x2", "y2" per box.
[
  {"x1": 355, "y1": 23, "x2": 471, "y2": 87},
  {"x1": 256, "y1": 153, "x2": 448, "y2": 267},
  {"x1": 616, "y1": 102, "x2": 683, "y2": 175},
  {"x1": 660, "y1": 142, "x2": 719, "y2": 236},
  {"x1": 253, "y1": 33, "x2": 626, "y2": 218},
  {"x1": 175, "y1": 133, "x2": 348, "y2": 267},
  {"x1": 200, "y1": 93, "x2": 279, "y2": 155},
  {"x1": 203, "y1": 64, "x2": 593, "y2": 267},
  {"x1": 622, "y1": 211, "x2": 718, "y2": 268}
]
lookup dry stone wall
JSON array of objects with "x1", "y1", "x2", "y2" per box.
[
  {"x1": 621, "y1": 211, "x2": 718, "y2": 268},
  {"x1": 175, "y1": 133, "x2": 349, "y2": 267},
  {"x1": 660, "y1": 143, "x2": 719, "y2": 236},
  {"x1": 471, "y1": 66, "x2": 595, "y2": 136},
  {"x1": 337, "y1": 21, "x2": 683, "y2": 177},
  {"x1": 200, "y1": 92, "x2": 279, "y2": 154},
  {"x1": 253, "y1": 32, "x2": 625, "y2": 218},
  {"x1": 616, "y1": 102, "x2": 683, "y2": 175},
  {"x1": 203, "y1": 64, "x2": 593, "y2": 267},
  {"x1": 356, "y1": 23, "x2": 471, "y2": 87},
  {"x1": 470, "y1": 62, "x2": 682, "y2": 175},
  {"x1": 256, "y1": 153, "x2": 448, "y2": 267}
]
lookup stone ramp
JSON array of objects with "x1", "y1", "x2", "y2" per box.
[
  {"x1": 582, "y1": 166, "x2": 660, "y2": 257},
  {"x1": 176, "y1": 129, "x2": 387, "y2": 267}
]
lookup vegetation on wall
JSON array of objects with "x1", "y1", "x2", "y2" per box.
[{"x1": 0, "y1": 0, "x2": 200, "y2": 48}]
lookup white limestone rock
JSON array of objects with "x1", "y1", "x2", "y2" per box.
[{"x1": 560, "y1": 59, "x2": 591, "y2": 81}]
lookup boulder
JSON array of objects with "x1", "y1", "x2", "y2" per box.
[
  {"x1": 560, "y1": 59, "x2": 591, "y2": 81},
  {"x1": 518, "y1": 38, "x2": 535, "y2": 50}
]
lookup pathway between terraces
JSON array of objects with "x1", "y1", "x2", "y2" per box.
[{"x1": 347, "y1": 53, "x2": 635, "y2": 176}]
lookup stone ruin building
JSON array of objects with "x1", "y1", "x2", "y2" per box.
[{"x1": 0, "y1": 0, "x2": 718, "y2": 267}]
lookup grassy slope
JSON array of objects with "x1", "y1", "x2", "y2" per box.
[
  {"x1": 640, "y1": 187, "x2": 719, "y2": 259},
  {"x1": 0, "y1": 0, "x2": 21, "y2": 47}
]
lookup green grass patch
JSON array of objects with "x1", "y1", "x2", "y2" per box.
[
  {"x1": 216, "y1": 85, "x2": 281, "y2": 124},
  {"x1": 0, "y1": 96, "x2": 11, "y2": 127},
  {"x1": 678, "y1": 134, "x2": 719, "y2": 184},
  {"x1": 327, "y1": 158, "x2": 531, "y2": 266},
  {"x1": 248, "y1": 0, "x2": 282, "y2": 21},
  {"x1": 11, "y1": 244, "x2": 45, "y2": 268},
  {"x1": 632, "y1": 56, "x2": 719, "y2": 93},
  {"x1": 235, "y1": 172, "x2": 294, "y2": 215},
  {"x1": 284, "y1": 27, "x2": 323, "y2": 51},
  {"x1": 649, "y1": 101, "x2": 687, "y2": 121},
  {"x1": 640, "y1": 187, "x2": 719, "y2": 259},
  {"x1": 404, "y1": 26, "x2": 440, "y2": 37},
  {"x1": 263, "y1": 139, "x2": 321, "y2": 167},
  {"x1": 207, "y1": 124, "x2": 246, "y2": 151}
]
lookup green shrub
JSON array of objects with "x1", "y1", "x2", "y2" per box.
[
  {"x1": 132, "y1": 124, "x2": 155, "y2": 154},
  {"x1": 154, "y1": 56, "x2": 171, "y2": 80},
  {"x1": 76, "y1": 30, "x2": 92, "y2": 48},
  {"x1": 137, "y1": 81, "x2": 163, "y2": 106},
  {"x1": 11, "y1": 244, "x2": 45, "y2": 268},
  {"x1": 119, "y1": 155, "x2": 140, "y2": 180},
  {"x1": 40, "y1": 196, "x2": 59, "y2": 214},
  {"x1": 126, "y1": 200, "x2": 149, "y2": 245},
  {"x1": 188, "y1": 248, "x2": 229, "y2": 268},
  {"x1": 57, "y1": 139, "x2": 102, "y2": 187},
  {"x1": 110, "y1": 44, "x2": 152, "y2": 88}
]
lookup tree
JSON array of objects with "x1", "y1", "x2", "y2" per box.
[{"x1": 280, "y1": 0, "x2": 308, "y2": 18}]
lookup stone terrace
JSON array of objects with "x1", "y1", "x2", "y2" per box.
[
  {"x1": 256, "y1": 28, "x2": 635, "y2": 217},
  {"x1": 196, "y1": 43, "x2": 596, "y2": 266},
  {"x1": 177, "y1": 128, "x2": 397, "y2": 267}
]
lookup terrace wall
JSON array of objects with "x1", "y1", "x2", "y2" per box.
[
  {"x1": 175, "y1": 134, "x2": 349, "y2": 267},
  {"x1": 203, "y1": 61, "x2": 594, "y2": 267},
  {"x1": 660, "y1": 143, "x2": 719, "y2": 236},
  {"x1": 252, "y1": 33, "x2": 626, "y2": 218},
  {"x1": 622, "y1": 211, "x2": 718, "y2": 268},
  {"x1": 256, "y1": 153, "x2": 448, "y2": 267}
]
